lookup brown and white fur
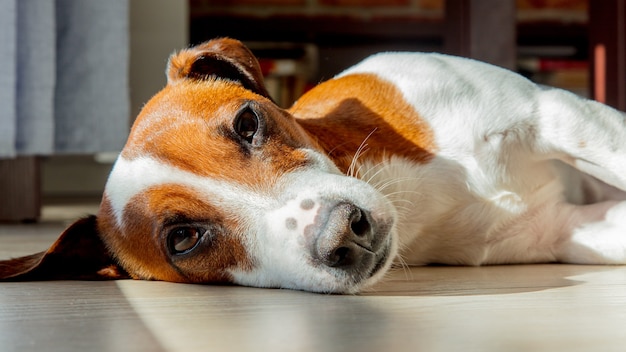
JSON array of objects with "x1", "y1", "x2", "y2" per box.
[{"x1": 2, "y1": 38, "x2": 626, "y2": 293}]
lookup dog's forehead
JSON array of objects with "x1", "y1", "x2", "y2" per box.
[
  {"x1": 119, "y1": 79, "x2": 311, "y2": 184},
  {"x1": 124, "y1": 80, "x2": 258, "y2": 158}
]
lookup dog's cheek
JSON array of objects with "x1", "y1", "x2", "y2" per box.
[
  {"x1": 224, "y1": 219, "x2": 307, "y2": 290},
  {"x1": 98, "y1": 194, "x2": 189, "y2": 282},
  {"x1": 267, "y1": 145, "x2": 311, "y2": 175},
  {"x1": 190, "y1": 234, "x2": 256, "y2": 284}
]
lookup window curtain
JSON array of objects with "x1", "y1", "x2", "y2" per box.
[{"x1": 0, "y1": 0, "x2": 129, "y2": 158}]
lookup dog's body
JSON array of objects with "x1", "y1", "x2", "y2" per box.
[{"x1": 2, "y1": 38, "x2": 626, "y2": 293}]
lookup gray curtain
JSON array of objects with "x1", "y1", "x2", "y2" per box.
[{"x1": 0, "y1": 0, "x2": 129, "y2": 158}]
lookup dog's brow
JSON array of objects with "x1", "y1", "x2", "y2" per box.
[
  {"x1": 105, "y1": 156, "x2": 260, "y2": 228},
  {"x1": 161, "y1": 214, "x2": 211, "y2": 227}
]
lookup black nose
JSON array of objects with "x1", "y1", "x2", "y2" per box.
[{"x1": 313, "y1": 203, "x2": 375, "y2": 268}]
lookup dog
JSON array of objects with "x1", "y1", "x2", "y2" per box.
[{"x1": 1, "y1": 38, "x2": 626, "y2": 293}]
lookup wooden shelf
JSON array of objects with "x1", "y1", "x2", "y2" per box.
[
  {"x1": 190, "y1": 15, "x2": 445, "y2": 46},
  {"x1": 517, "y1": 21, "x2": 588, "y2": 58}
]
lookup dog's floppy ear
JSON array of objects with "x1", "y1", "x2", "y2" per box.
[
  {"x1": 167, "y1": 37, "x2": 272, "y2": 99},
  {"x1": 0, "y1": 215, "x2": 128, "y2": 281}
]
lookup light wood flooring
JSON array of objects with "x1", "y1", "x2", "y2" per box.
[{"x1": 1, "y1": 202, "x2": 625, "y2": 352}]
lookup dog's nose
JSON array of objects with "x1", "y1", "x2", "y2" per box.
[{"x1": 312, "y1": 203, "x2": 375, "y2": 268}]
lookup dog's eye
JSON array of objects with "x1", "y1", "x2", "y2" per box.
[
  {"x1": 168, "y1": 227, "x2": 204, "y2": 255},
  {"x1": 234, "y1": 108, "x2": 259, "y2": 143}
]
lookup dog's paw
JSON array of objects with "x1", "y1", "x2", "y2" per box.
[
  {"x1": 558, "y1": 201, "x2": 626, "y2": 264},
  {"x1": 605, "y1": 201, "x2": 626, "y2": 226}
]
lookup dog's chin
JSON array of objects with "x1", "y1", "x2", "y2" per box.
[
  {"x1": 302, "y1": 230, "x2": 398, "y2": 294},
  {"x1": 340, "y1": 235, "x2": 397, "y2": 294}
]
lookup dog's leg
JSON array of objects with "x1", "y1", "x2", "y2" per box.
[
  {"x1": 556, "y1": 201, "x2": 626, "y2": 264},
  {"x1": 532, "y1": 88, "x2": 626, "y2": 263},
  {"x1": 535, "y1": 87, "x2": 626, "y2": 191}
]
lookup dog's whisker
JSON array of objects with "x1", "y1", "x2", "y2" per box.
[
  {"x1": 355, "y1": 157, "x2": 393, "y2": 183},
  {"x1": 384, "y1": 193, "x2": 417, "y2": 205},
  {"x1": 387, "y1": 202, "x2": 414, "y2": 216},
  {"x1": 383, "y1": 190, "x2": 423, "y2": 200},
  {"x1": 394, "y1": 253, "x2": 413, "y2": 282},
  {"x1": 361, "y1": 164, "x2": 394, "y2": 186},
  {"x1": 373, "y1": 177, "x2": 423, "y2": 193},
  {"x1": 348, "y1": 147, "x2": 368, "y2": 178},
  {"x1": 354, "y1": 161, "x2": 369, "y2": 180},
  {"x1": 347, "y1": 129, "x2": 378, "y2": 178},
  {"x1": 326, "y1": 141, "x2": 351, "y2": 158}
]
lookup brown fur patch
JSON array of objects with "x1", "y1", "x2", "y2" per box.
[
  {"x1": 122, "y1": 80, "x2": 314, "y2": 189},
  {"x1": 291, "y1": 73, "x2": 437, "y2": 173},
  {"x1": 98, "y1": 185, "x2": 254, "y2": 283}
]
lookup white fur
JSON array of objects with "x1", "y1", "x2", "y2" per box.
[{"x1": 341, "y1": 52, "x2": 626, "y2": 266}]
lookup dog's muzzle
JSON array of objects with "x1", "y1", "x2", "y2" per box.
[{"x1": 242, "y1": 167, "x2": 397, "y2": 293}]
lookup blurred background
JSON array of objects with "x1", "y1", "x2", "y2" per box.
[{"x1": 1, "y1": 0, "x2": 624, "y2": 222}]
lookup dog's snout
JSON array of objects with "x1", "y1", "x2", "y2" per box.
[{"x1": 313, "y1": 203, "x2": 375, "y2": 268}]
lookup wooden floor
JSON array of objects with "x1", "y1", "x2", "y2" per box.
[{"x1": 1, "y1": 203, "x2": 626, "y2": 351}]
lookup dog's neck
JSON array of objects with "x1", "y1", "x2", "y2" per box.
[
  {"x1": 290, "y1": 73, "x2": 436, "y2": 174},
  {"x1": 295, "y1": 116, "x2": 432, "y2": 175}
]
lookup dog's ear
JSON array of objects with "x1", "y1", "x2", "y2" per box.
[
  {"x1": 167, "y1": 37, "x2": 272, "y2": 99},
  {"x1": 0, "y1": 215, "x2": 128, "y2": 281}
]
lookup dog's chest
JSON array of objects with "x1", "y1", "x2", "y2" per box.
[{"x1": 358, "y1": 155, "x2": 566, "y2": 266}]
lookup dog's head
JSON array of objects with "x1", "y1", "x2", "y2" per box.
[{"x1": 0, "y1": 38, "x2": 398, "y2": 293}]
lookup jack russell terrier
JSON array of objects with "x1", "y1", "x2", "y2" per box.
[{"x1": 1, "y1": 38, "x2": 626, "y2": 293}]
